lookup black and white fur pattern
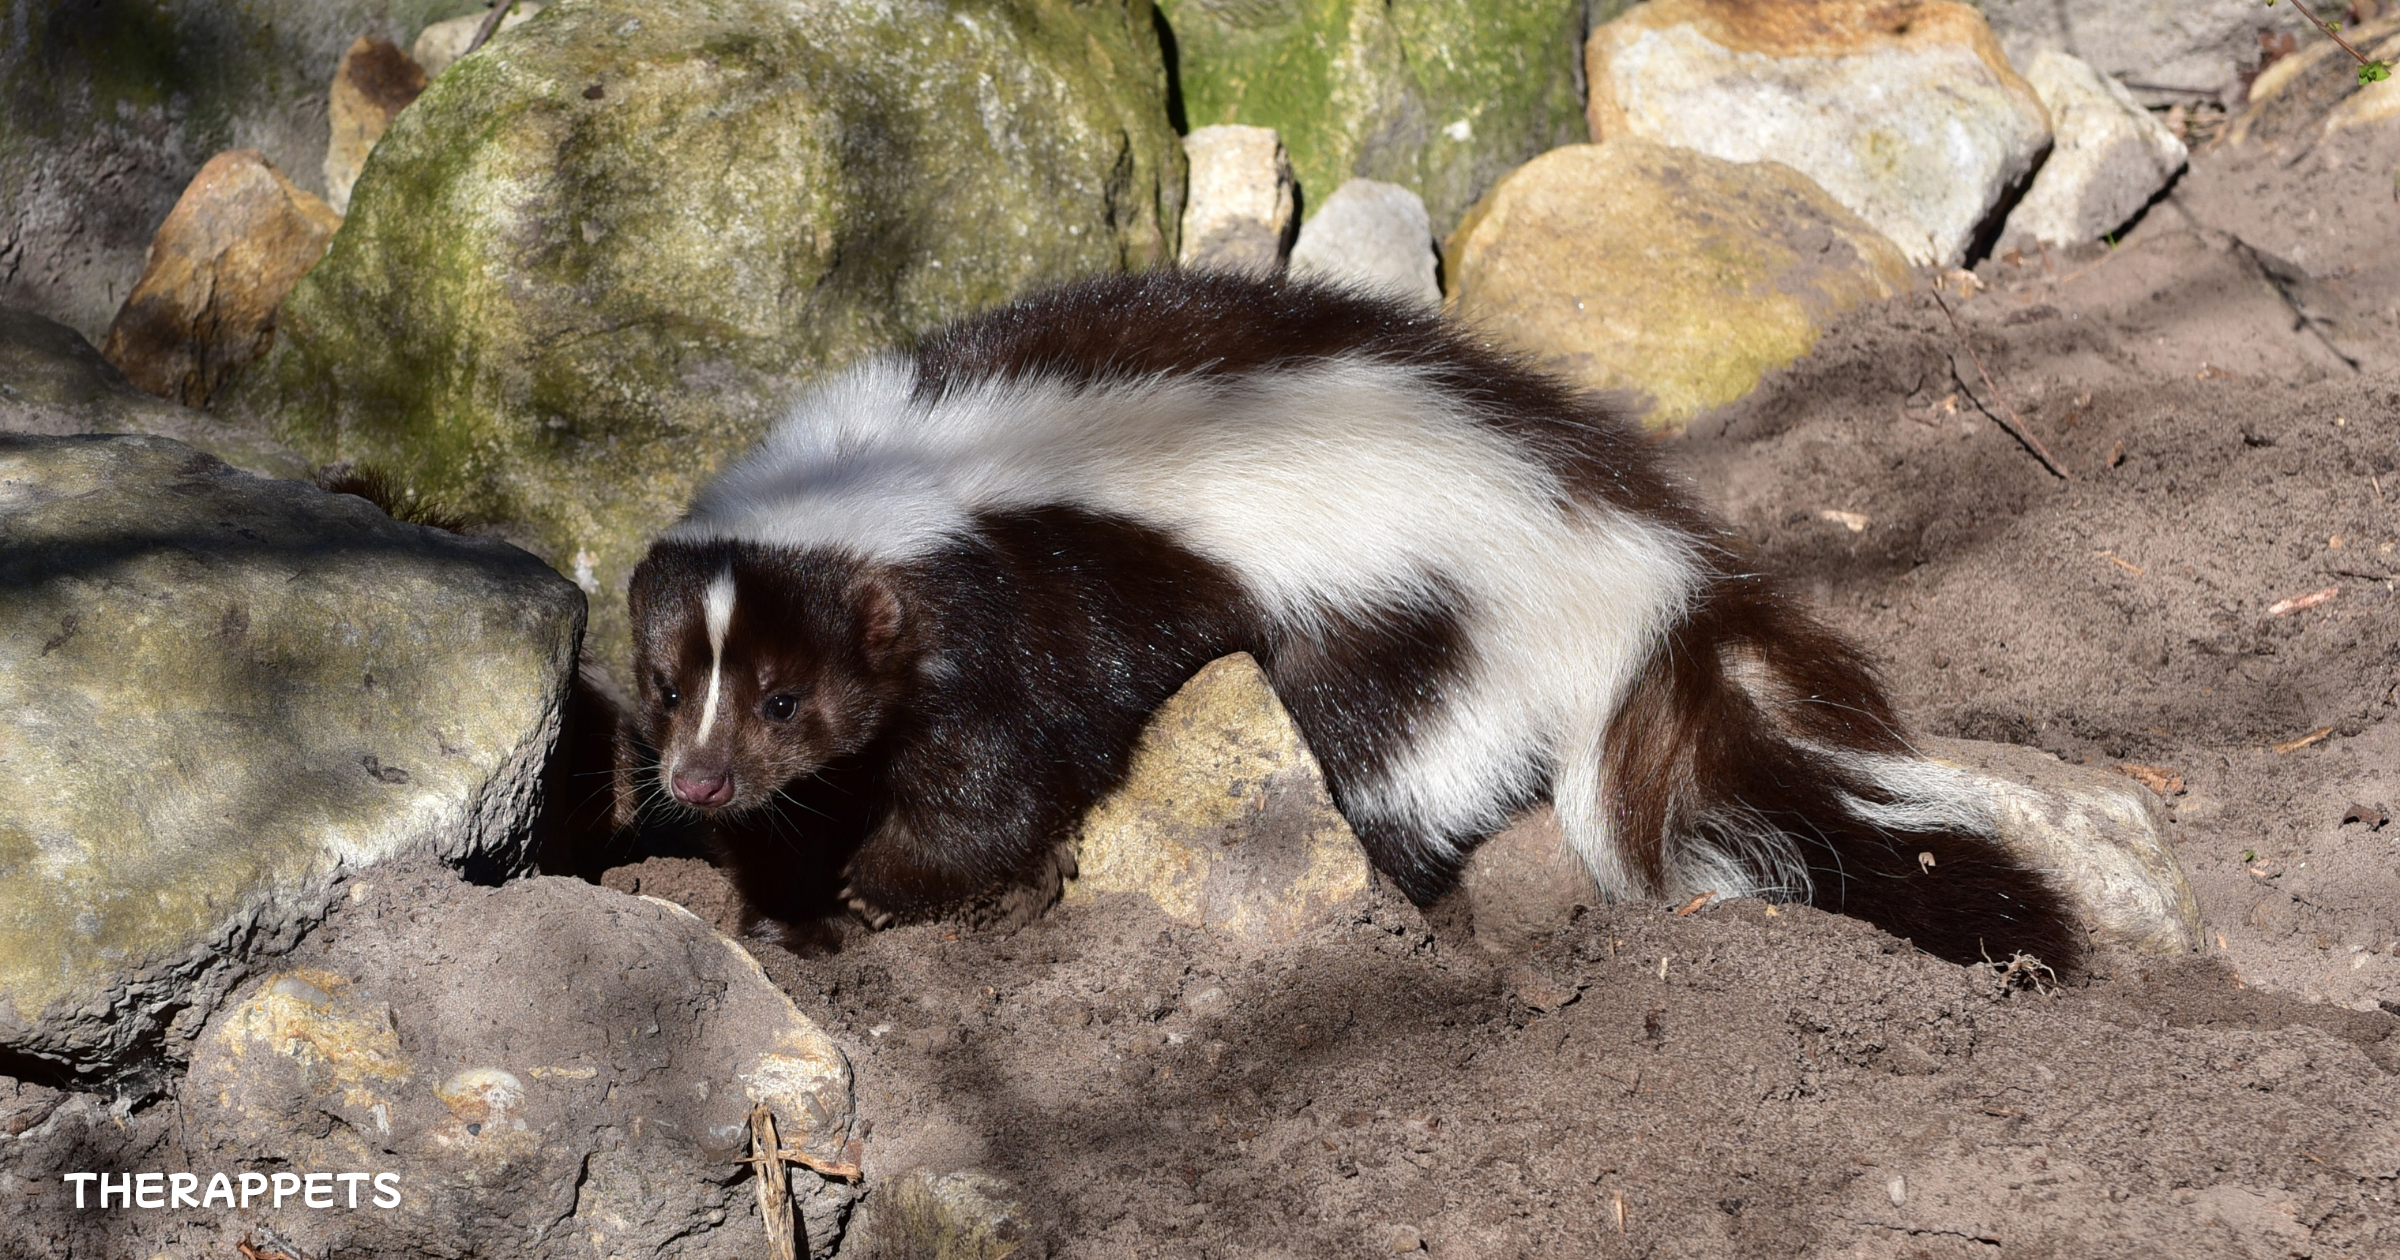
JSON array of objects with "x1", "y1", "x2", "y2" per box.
[{"x1": 628, "y1": 271, "x2": 2079, "y2": 967}]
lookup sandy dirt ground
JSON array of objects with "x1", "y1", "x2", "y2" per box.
[{"x1": 600, "y1": 120, "x2": 2400, "y2": 1259}]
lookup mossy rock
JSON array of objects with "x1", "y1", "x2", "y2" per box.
[
  {"x1": 227, "y1": 0, "x2": 1185, "y2": 671},
  {"x1": 1158, "y1": 0, "x2": 1587, "y2": 234}
]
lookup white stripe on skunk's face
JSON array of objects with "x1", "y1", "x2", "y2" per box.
[
  {"x1": 628, "y1": 545, "x2": 923, "y2": 817},
  {"x1": 693, "y1": 568, "x2": 736, "y2": 746}
]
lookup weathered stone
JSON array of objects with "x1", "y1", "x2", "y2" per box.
[
  {"x1": 1585, "y1": 0, "x2": 2051, "y2": 268},
  {"x1": 1159, "y1": 0, "x2": 1588, "y2": 233},
  {"x1": 0, "y1": 2, "x2": 483, "y2": 343},
  {"x1": 1998, "y1": 52, "x2": 2187, "y2": 250},
  {"x1": 178, "y1": 870, "x2": 856, "y2": 1259},
  {"x1": 1918, "y1": 738, "x2": 2202, "y2": 956},
  {"x1": 1178, "y1": 125, "x2": 1295, "y2": 274},
  {"x1": 0, "y1": 433, "x2": 581, "y2": 1079},
  {"x1": 323, "y1": 35, "x2": 427, "y2": 216},
  {"x1": 414, "y1": 2, "x2": 543, "y2": 79},
  {"x1": 1979, "y1": 0, "x2": 2313, "y2": 107},
  {"x1": 1, "y1": 304, "x2": 311, "y2": 479},
  {"x1": 96, "y1": 150, "x2": 342, "y2": 408},
  {"x1": 844, "y1": 1169, "x2": 1032, "y2": 1260},
  {"x1": 1063, "y1": 654, "x2": 1376, "y2": 940},
  {"x1": 2229, "y1": 14, "x2": 2400, "y2": 148},
  {"x1": 226, "y1": 0, "x2": 1185, "y2": 674},
  {"x1": 1445, "y1": 139, "x2": 1911, "y2": 429},
  {"x1": 1287, "y1": 178, "x2": 1441, "y2": 308}
]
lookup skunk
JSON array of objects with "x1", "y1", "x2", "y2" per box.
[{"x1": 627, "y1": 271, "x2": 2080, "y2": 967}]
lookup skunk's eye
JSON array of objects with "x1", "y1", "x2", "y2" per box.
[
  {"x1": 763, "y1": 693, "x2": 799, "y2": 722},
  {"x1": 656, "y1": 676, "x2": 681, "y2": 709}
]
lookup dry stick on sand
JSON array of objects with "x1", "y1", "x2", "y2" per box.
[
  {"x1": 462, "y1": 0, "x2": 520, "y2": 58},
  {"x1": 740, "y1": 1101, "x2": 866, "y2": 1260},
  {"x1": 1933, "y1": 293, "x2": 2070, "y2": 479},
  {"x1": 2267, "y1": 585, "x2": 2340, "y2": 616}
]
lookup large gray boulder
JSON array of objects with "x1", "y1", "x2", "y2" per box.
[
  {"x1": 2, "y1": 870, "x2": 859, "y2": 1259},
  {"x1": 183, "y1": 872, "x2": 857, "y2": 1259},
  {"x1": 0, "y1": 433, "x2": 582, "y2": 1081},
  {"x1": 225, "y1": 0, "x2": 1186, "y2": 673}
]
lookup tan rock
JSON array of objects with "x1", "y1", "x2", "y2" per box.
[
  {"x1": 412, "y1": 3, "x2": 542, "y2": 79},
  {"x1": 1998, "y1": 51, "x2": 2187, "y2": 249},
  {"x1": 1063, "y1": 653, "x2": 1375, "y2": 940},
  {"x1": 1178, "y1": 124, "x2": 1295, "y2": 274},
  {"x1": 323, "y1": 35, "x2": 426, "y2": 215},
  {"x1": 1446, "y1": 139, "x2": 1911, "y2": 430},
  {"x1": 96, "y1": 150, "x2": 340, "y2": 408},
  {"x1": 1585, "y1": 0, "x2": 2051, "y2": 267}
]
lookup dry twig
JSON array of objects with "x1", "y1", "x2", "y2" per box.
[
  {"x1": 746, "y1": 1104, "x2": 802, "y2": 1260},
  {"x1": 2272, "y1": 726, "x2": 2334, "y2": 754},
  {"x1": 737, "y1": 1101, "x2": 865, "y2": 1260},
  {"x1": 2114, "y1": 763, "x2": 2187, "y2": 797},
  {"x1": 463, "y1": 1, "x2": 520, "y2": 58},
  {"x1": 2267, "y1": 585, "x2": 2339, "y2": 616},
  {"x1": 1933, "y1": 293, "x2": 2069, "y2": 479}
]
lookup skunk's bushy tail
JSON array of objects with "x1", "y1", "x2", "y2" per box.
[{"x1": 1603, "y1": 569, "x2": 2084, "y2": 970}]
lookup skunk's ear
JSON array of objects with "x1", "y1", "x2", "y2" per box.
[{"x1": 846, "y1": 571, "x2": 910, "y2": 672}]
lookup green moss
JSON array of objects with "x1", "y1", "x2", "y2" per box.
[
  {"x1": 1158, "y1": 0, "x2": 1585, "y2": 232},
  {"x1": 228, "y1": 0, "x2": 1184, "y2": 672}
]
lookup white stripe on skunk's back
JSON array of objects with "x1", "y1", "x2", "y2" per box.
[{"x1": 668, "y1": 350, "x2": 1707, "y2": 886}]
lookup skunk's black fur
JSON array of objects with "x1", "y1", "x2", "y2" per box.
[{"x1": 626, "y1": 271, "x2": 2082, "y2": 969}]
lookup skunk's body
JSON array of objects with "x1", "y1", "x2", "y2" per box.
[{"x1": 629, "y1": 272, "x2": 2079, "y2": 967}]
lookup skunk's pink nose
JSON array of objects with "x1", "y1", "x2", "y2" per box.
[{"x1": 672, "y1": 771, "x2": 733, "y2": 808}]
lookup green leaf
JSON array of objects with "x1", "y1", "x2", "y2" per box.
[{"x1": 2363, "y1": 60, "x2": 2393, "y2": 85}]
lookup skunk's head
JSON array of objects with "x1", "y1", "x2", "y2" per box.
[{"x1": 627, "y1": 541, "x2": 916, "y2": 814}]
